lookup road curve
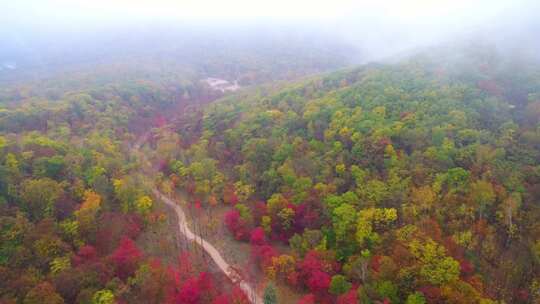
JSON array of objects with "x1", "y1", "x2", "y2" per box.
[
  {"x1": 151, "y1": 189, "x2": 263, "y2": 304},
  {"x1": 133, "y1": 130, "x2": 262, "y2": 304}
]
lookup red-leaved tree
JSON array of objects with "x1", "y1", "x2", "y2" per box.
[
  {"x1": 72, "y1": 244, "x2": 97, "y2": 266},
  {"x1": 111, "y1": 237, "x2": 143, "y2": 280},
  {"x1": 337, "y1": 288, "x2": 358, "y2": 304},
  {"x1": 250, "y1": 227, "x2": 266, "y2": 246},
  {"x1": 251, "y1": 244, "x2": 277, "y2": 270},
  {"x1": 306, "y1": 270, "x2": 331, "y2": 294},
  {"x1": 225, "y1": 210, "x2": 249, "y2": 241},
  {"x1": 176, "y1": 278, "x2": 201, "y2": 304},
  {"x1": 211, "y1": 295, "x2": 230, "y2": 304},
  {"x1": 297, "y1": 294, "x2": 315, "y2": 304},
  {"x1": 299, "y1": 251, "x2": 334, "y2": 297}
]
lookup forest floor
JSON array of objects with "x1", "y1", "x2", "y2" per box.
[
  {"x1": 179, "y1": 193, "x2": 304, "y2": 303},
  {"x1": 131, "y1": 95, "x2": 303, "y2": 303},
  {"x1": 136, "y1": 198, "x2": 234, "y2": 286},
  {"x1": 133, "y1": 133, "x2": 263, "y2": 304},
  {"x1": 151, "y1": 188, "x2": 263, "y2": 304}
]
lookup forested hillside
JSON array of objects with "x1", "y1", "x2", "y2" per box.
[
  {"x1": 0, "y1": 32, "x2": 358, "y2": 303},
  {"x1": 1, "y1": 40, "x2": 540, "y2": 304},
  {"x1": 153, "y1": 48, "x2": 540, "y2": 303},
  {"x1": 0, "y1": 74, "x2": 259, "y2": 303}
]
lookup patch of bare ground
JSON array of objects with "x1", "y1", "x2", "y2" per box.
[
  {"x1": 136, "y1": 191, "x2": 235, "y2": 288},
  {"x1": 175, "y1": 190, "x2": 305, "y2": 303}
]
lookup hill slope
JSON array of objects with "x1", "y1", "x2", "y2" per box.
[{"x1": 160, "y1": 49, "x2": 540, "y2": 303}]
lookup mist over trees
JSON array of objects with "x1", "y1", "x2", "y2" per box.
[{"x1": 1, "y1": 0, "x2": 540, "y2": 303}]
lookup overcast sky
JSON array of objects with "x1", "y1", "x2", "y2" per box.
[
  {"x1": 4, "y1": 0, "x2": 537, "y2": 26},
  {"x1": 2, "y1": 0, "x2": 539, "y2": 63}
]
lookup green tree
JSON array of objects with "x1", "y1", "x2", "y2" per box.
[
  {"x1": 263, "y1": 283, "x2": 277, "y2": 304},
  {"x1": 135, "y1": 195, "x2": 153, "y2": 215},
  {"x1": 292, "y1": 177, "x2": 312, "y2": 204},
  {"x1": 289, "y1": 229, "x2": 325, "y2": 257},
  {"x1": 21, "y1": 178, "x2": 63, "y2": 220},
  {"x1": 406, "y1": 292, "x2": 426, "y2": 304},
  {"x1": 434, "y1": 167, "x2": 470, "y2": 194},
  {"x1": 470, "y1": 180, "x2": 496, "y2": 218},
  {"x1": 409, "y1": 239, "x2": 460, "y2": 285},
  {"x1": 356, "y1": 207, "x2": 397, "y2": 248},
  {"x1": 375, "y1": 280, "x2": 399, "y2": 303},
  {"x1": 329, "y1": 274, "x2": 352, "y2": 295},
  {"x1": 332, "y1": 203, "x2": 356, "y2": 243},
  {"x1": 113, "y1": 177, "x2": 141, "y2": 213},
  {"x1": 92, "y1": 289, "x2": 115, "y2": 304},
  {"x1": 235, "y1": 203, "x2": 252, "y2": 222},
  {"x1": 50, "y1": 256, "x2": 71, "y2": 275},
  {"x1": 277, "y1": 207, "x2": 295, "y2": 230}
]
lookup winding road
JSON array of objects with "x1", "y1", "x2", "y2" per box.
[
  {"x1": 134, "y1": 133, "x2": 263, "y2": 304},
  {"x1": 152, "y1": 189, "x2": 262, "y2": 304}
]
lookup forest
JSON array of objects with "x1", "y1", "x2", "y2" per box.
[
  {"x1": 149, "y1": 47, "x2": 540, "y2": 303},
  {"x1": 0, "y1": 35, "x2": 540, "y2": 304},
  {"x1": 0, "y1": 38, "x2": 352, "y2": 304}
]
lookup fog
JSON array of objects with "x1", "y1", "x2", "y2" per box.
[{"x1": 1, "y1": 0, "x2": 540, "y2": 76}]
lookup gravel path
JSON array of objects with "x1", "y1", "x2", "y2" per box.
[
  {"x1": 134, "y1": 132, "x2": 262, "y2": 304},
  {"x1": 152, "y1": 189, "x2": 263, "y2": 304}
]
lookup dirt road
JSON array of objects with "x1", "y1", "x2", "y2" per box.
[
  {"x1": 133, "y1": 133, "x2": 262, "y2": 304},
  {"x1": 152, "y1": 189, "x2": 263, "y2": 304}
]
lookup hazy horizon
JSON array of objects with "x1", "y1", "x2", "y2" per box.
[{"x1": 2, "y1": 0, "x2": 540, "y2": 78}]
